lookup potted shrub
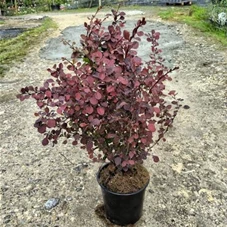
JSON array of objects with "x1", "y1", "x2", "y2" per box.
[{"x1": 17, "y1": 7, "x2": 180, "y2": 225}]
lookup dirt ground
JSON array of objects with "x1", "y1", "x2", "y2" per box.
[{"x1": 0, "y1": 9, "x2": 227, "y2": 227}]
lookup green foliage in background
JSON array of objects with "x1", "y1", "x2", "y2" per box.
[
  {"x1": 0, "y1": 17, "x2": 57, "y2": 77},
  {"x1": 158, "y1": 4, "x2": 227, "y2": 46}
]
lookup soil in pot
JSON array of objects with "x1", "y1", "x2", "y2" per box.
[
  {"x1": 97, "y1": 163, "x2": 150, "y2": 225},
  {"x1": 98, "y1": 163, "x2": 150, "y2": 194}
]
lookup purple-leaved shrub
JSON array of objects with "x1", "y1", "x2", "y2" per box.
[{"x1": 17, "y1": 7, "x2": 180, "y2": 171}]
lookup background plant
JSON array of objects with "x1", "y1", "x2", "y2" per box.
[
  {"x1": 209, "y1": 0, "x2": 227, "y2": 25},
  {"x1": 0, "y1": 17, "x2": 57, "y2": 77},
  {"x1": 17, "y1": 7, "x2": 180, "y2": 170},
  {"x1": 158, "y1": 5, "x2": 227, "y2": 46}
]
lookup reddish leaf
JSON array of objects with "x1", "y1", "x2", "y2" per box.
[
  {"x1": 106, "y1": 86, "x2": 115, "y2": 93},
  {"x1": 97, "y1": 107, "x2": 105, "y2": 116},
  {"x1": 129, "y1": 151, "x2": 135, "y2": 159},
  {"x1": 84, "y1": 88, "x2": 91, "y2": 93},
  {"x1": 99, "y1": 73, "x2": 105, "y2": 80},
  {"x1": 118, "y1": 77, "x2": 128, "y2": 85},
  {"x1": 141, "y1": 138, "x2": 147, "y2": 144},
  {"x1": 94, "y1": 92, "x2": 102, "y2": 100},
  {"x1": 101, "y1": 102, "x2": 108, "y2": 107},
  {"x1": 44, "y1": 107, "x2": 49, "y2": 113},
  {"x1": 42, "y1": 138, "x2": 49, "y2": 146},
  {"x1": 85, "y1": 106, "x2": 94, "y2": 114},
  {"x1": 128, "y1": 160, "x2": 135, "y2": 165},
  {"x1": 93, "y1": 158, "x2": 98, "y2": 162},
  {"x1": 81, "y1": 34, "x2": 86, "y2": 40},
  {"x1": 72, "y1": 141, "x2": 78, "y2": 146},
  {"x1": 91, "y1": 118, "x2": 100, "y2": 126},
  {"x1": 80, "y1": 123, "x2": 87, "y2": 127},
  {"x1": 65, "y1": 95, "x2": 70, "y2": 101},
  {"x1": 148, "y1": 123, "x2": 156, "y2": 132},
  {"x1": 88, "y1": 115, "x2": 94, "y2": 123},
  {"x1": 86, "y1": 140, "x2": 93, "y2": 151},
  {"x1": 58, "y1": 63, "x2": 63, "y2": 69},
  {"x1": 45, "y1": 90, "x2": 52, "y2": 98},
  {"x1": 47, "y1": 119, "x2": 56, "y2": 128},
  {"x1": 152, "y1": 155, "x2": 159, "y2": 163},
  {"x1": 90, "y1": 97, "x2": 98, "y2": 105},
  {"x1": 153, "y1": 107, "x2": 160, "y2": 114},
  {"x1": 123, "y1": 30, "x2": 130, "y2": 40},
  {"x1": 38, "y1": 125, "x2": 46, "y2": 134},
  {"x1": 137, "y1": 31, "x2": 144, "y2": 36},
  {"x1": 115, "y1": 157, "x2": 121, "y2": 166},
  {"x1": 119, "y1": 12, "x2": 126, "y2": 16},
  {"x1": 92, "y1": 51, "x2": 102, "y2": 59},
  {"x1": 81, "y1": 136, "x2": 88, "y2": 145},
  {"x1": 133, "y1": 56, "x2": 141, "y2": 66},
  {"x1": 154, "y1": 32, "x2": 160, "y2": 40},
  {"x1": 57, "y1": 107, "x2": 63, "y2": 115},
  {"x1": 122, "y1": 161, "x2": 127, "y2": 167},
  {"x1": 68, "y1": 108, "x2": 74, "y2": 115},
  {"x1": 87, "y1": 76, "x2": 95, "y2": 85},
  {"x1": 128, "y1": 137, "x2": 134, "y2": 144},
  {"x1": 75, "y1": 93, "x2": 81, "y2": 100},
  {"x1": 168, "y1": 90, "x2": 176, "y2": 95},
  {"x1": 132, "y1": 41, "x2": 139, "y2": 49},
  {"x1": 37, "y1": 101, "x2": 44, "y2": 108},
  {"x1": 75, "y1": 106, "x2": 80, "y2": 111},
  {"x1": 67, "y1": 65, "x2": 74, "y2": 71}
]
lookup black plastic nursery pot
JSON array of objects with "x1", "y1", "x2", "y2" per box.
[{"x1": 97, "y1": 164, "x2": 149, "y2": 226}]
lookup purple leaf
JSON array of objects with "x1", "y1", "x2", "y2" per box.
[
  {"x1": 90, "y1": 97, "x2": 98, "y2": 105},
  {"x1": 123, "y1": 30, "x2": 130, "y2": 40},
  {"x1": 94, "y1": 92, "x2": 102, "y2": 100},
  {"x1": 128, "y1": 160, "x2": 135, "y2": 165},
  {"x1": 97, "y1": 107, "x2": 105, "y2": 116},
  {"x1": 114, "y1": 157, "x2": 121, "y2": 166},
  {"x1": 38, "y1": 125, "x2": 46, "y2": 134},
  {"x1": 148, "y1": 123, "x2": 156, "y2": 132},
  {"x1": 42, "y1": 138, "x2": 49, "y2": 146},
  {"x1": 153, "y1": 155, "x2": 159, "y2": 163},
  {"x1": 91, "y1": 118, "x2": 100, "y2": 126},
  {"x1": 47, "y1": 119, "x2": 56, "y2": 128}
]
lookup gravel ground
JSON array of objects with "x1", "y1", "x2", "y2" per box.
[{"x1": 0, "y1": 10, "x2": 227, "y2": 227}]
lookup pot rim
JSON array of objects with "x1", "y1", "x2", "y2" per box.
[{"x1": 97, "y1": 162, "x2": 150, "y2": 196}]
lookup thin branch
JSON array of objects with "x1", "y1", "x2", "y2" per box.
[{"x1": 59, "y1": 152, "x2": 75, "y2": 165}]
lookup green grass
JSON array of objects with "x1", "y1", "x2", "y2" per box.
[
  {"x1": 0, "y1": 17, "x2": 57, "y2": 77},
  {"x1": 158, "y1": 5, "x2": 227, "y2": 46}
]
